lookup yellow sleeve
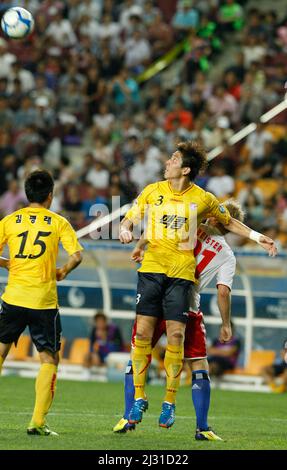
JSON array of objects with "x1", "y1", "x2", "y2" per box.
[
  {"x1": 60, "y1": 219, "x2": 83, "y2": 255},
  {"x1": 125, "y1": 183, "x2": 157, "y2": 225},
  {"x1": 0, "y1": 219, "x2": 7, "y2": 256},
  {"x1": 204, "y1": 192, "x2": 231, "y2": 225}
]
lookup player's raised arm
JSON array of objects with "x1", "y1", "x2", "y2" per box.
[
  {"x1": 223, "y1": 217, "x2": 278, "y2": 257},
  {"x1": 119, "y1": 217, "x2": 134, "y2": 244},
  {"x1": 119, "y1": 183, "x2": 157, "y2": 244}
]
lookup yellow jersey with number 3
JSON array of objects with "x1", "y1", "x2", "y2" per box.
[
  {"x1": 0, "y1": 207, "x2": 83, "y2": 309},
  {"x1": 125, "y1": 181, "x2": 231, "y2": 282}
]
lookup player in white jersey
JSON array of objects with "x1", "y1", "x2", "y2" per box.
[{"x1": 113, "y1": 199, "x2": 272, "y2": 439}]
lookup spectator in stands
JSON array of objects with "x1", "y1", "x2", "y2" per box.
[
  {"x1": 206, "y1": 162, "x2": 235, "y2": 199},
  {"x1": 0, "y1": 179, "x2": 26, "y2": 217},
  {"x1": 124, "y1": 29, "x2": 152, "y2": 73},
  {"x1": 81, "y1": 183, "x2": 108, "y2": 222},
  {"x1": 111, "y1": 68, "x2": 141, "y2": 115},
  {"x1": 0, "y1": 97, "x2": 14, "y2": 130},
  {"x1": 172, "y1": 0, "x2": 200, "y2": 37},
  {"x1": 218, "y1": 0, "x2": 244, "y2": 34},
  {"x1": 208, "y1": 322, "x2": 241, "y2": 377},
  {"x1": 83, "y1": 311, "x2": 124, "y2": 371},
  {"x1": 261, "y1": 340, "x2": 287, "y2": 393},
  {"x1": 45, "y1": 9, "x2": 77, "y2": 48},
  {"x1": 0, "y1": 38, "x2": 17, "y2": 79},
  {"x1": 245, "y1": 123, "x2": 274, "y2": 163}
]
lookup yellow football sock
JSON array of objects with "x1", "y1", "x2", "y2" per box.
[
  {"x1": 164, "y1": 343, "x2": 183, "y2": 404},
  {"x1": 0, "y1": 356, "x2": 4, "y2": 374},
  {"x1": 30, "y1": 363, "x2": 57, "y2": 427},
  {"x1": 132, "y1": 338, "x2": 152, "y2": 400}
]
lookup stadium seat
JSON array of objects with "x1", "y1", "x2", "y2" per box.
[
  {"x1": 255, "y1": 179, "x2": 278, "y2": 200},
  {"x1": 7, "y1": 335, "x2": 31, "y2": 361},
  {"x1": 68, "y1": 338, "x2": 90, "y2": 365},
  {"x1": 232, "y1": 350, "x2": 276, "y2": 376}
]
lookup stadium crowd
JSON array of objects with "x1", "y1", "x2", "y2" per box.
[{"x1": 0, "y1": 0, "x2": 287, "y2": 246}]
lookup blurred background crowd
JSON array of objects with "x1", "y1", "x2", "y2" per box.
[{"x1": 0, "y1": 0, "x2": 287, "y2": 247}]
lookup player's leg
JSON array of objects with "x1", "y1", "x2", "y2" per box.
[
  {"x1": 27, "y1": 307, "x2": 62, "y2": 436},
  {"x1": 159, "y1": 319, "x2": 185, "y2": 428},
  {"x1": 158, "y1": 277, "x2": 192, "y2": 428},
  {"x1": 185, "y1": 312, "x2": 222, "y2": 441},
  {"x1": 0, "y1": 301, "x2": 27, "y2": 374},
  {"x1": 0, "y1": 342, "x2": 12, "y2": 373},
  {"x1": 129, "y1": 313, "x2": 157, "y2": 424},
  {"x1": 113, "y1": 318, "x2": 166, "y2": 433},
  {"x1": 128, "y1": 272, "x2": 164, "y2": 425}
]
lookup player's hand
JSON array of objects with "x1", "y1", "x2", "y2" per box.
[
  {"x1": 258, "y1": 235, "x2": 278, "y2": 257},
  {"x1": 131, "y1": 247, "x2": 144, "y2": 263},
  {"x1": 0, "y1": 257, "x2": 10, "y2": 270},
  {"x1": 4, "y1": 259, "x2": 10, "y2": 271},
  {"x1": 119, "y1": 228, "x2": 133, "y2": 244},
  {"x1": 219, "y1": 323, "x2": 232, "y2": 343},
  {"x1": 56, "y1": 267, "x2": 67, "y2": 281}
]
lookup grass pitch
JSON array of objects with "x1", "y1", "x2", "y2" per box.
[{"x1": 0, "y1": 376, "x2": 286, "y2": 450}]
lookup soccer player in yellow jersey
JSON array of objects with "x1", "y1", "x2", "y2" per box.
[
  {"x1": 0, "y1": 170, "x2": 83, "y2": 436},
  {"x1": 119, "y1": 141, "x2": 277, "y2": 428}
]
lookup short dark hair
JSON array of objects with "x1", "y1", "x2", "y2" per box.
[
  {"x1": 177, "y1": 141, "x2": 208, "y2": 181},
  {"x1": 25, "y1": 170, "x2": 54, "y2": 203},
  {"x1": 94, "y1": 311, "x2": 107, "y2": 322}
]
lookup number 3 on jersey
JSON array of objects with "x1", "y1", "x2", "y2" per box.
[{"x1": 15, "y1": 230, "x2": 52, "y2": 259}]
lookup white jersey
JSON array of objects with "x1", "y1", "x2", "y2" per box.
[{"x1": 190, "y1": 224, "x2": 236, "y2": 312}]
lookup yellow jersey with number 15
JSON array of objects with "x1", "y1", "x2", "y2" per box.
[
  {"x1": 0, "y1": 207, "x2": 83, "y2": 309},
  {"x1": 125, "y1": 181, "x2": 231, "y2": 282}
]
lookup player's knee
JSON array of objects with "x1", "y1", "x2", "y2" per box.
[
  {"x1": 167, "y1": 330, "x2": 184, "y2": 345},
  {"x1": 39, "y1": 350, "x2": 59, "y2": 365},
  {"x1": 190, "y1": 358, "x2": 209, "y2": 372},
  {"x1": 135, "y1": 331, "x2": 152, "y2": 341}
]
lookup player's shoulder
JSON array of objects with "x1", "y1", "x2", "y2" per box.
[
  {"x1": 46, "y1": 209, "x2": 70, "y2": 227},
  {"x1": 193, "y1": 185, "x2": 216, "y2": 205},
  {"x1": 140, "y1": 182, "x2": 161, "y2": 198},
  {"x1": 0, "y1": 207, "x2": 27, "y2": 225}
]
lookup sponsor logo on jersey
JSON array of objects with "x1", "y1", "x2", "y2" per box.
[
  {"x1": 219, "y1": 205, "x2": 226, "y2": 213},
  {"x1": 160, "y1": 215, "x2": 187, "y2": 230}
]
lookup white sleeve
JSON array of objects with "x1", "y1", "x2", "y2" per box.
[{"x1": 216, "y1": 255, "x2": 236, "y2": 290}]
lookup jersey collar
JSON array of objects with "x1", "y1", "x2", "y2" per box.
[{"x1": 168, "y1": 181, "x2": 194, "y2": 196}]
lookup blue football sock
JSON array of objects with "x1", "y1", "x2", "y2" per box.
[
  {"x1": 123, "y1": 360, "x2": 135, "y2": 419},
  {"x1": 191, "y1": 369, "x2": 210, "y2": 431}
]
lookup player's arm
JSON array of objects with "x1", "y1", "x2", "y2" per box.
[
  {"x1": 0, "y1": 256, "x2": 9, "y2": 270},
  {"x1": 56, "y1": 251, "x2": 83, "y2": 281},
  {"x1": 205, "y1": 192, "x2": 277, "y2": 257},
  {"x1": 216, "y1": 256, "x2": 236, "y2": 343},
  {"x1": 119, "y1": 184, "x2": 155, "y2": 244},
  {"x1": 57, "y1": 219, "x2": 84, "y2": 281},
  {"x1": 131, "y1": 233, "x2": 148, "y2": 263},
  {"x1": 217, "y1": 284, "x2": 232, "y2": 343},
  {"x1": 119, "y1": 217, "x2": 134, "y2": 244},
  {"x1": 0, "y1": 220, "x2": 8, "y2": 270},
  {"x1": 224, "y1": 217, "x2": 277, "y2": 257}
]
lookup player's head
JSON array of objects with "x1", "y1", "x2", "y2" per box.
[
  {"x1": 164, "y1": 141, "x2": 208, "y2": 182},
  {"x1": 208, "y1": 198, "x2": 244, "y2": 234},
  {"x1": 25, "y1": 170, "x2": 54, "y2": 208}
]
